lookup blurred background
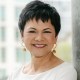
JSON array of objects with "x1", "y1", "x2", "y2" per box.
[{"x1": 0, "y1": 0, "x2": 72, "y2": 80}]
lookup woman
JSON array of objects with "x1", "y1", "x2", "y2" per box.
[{"x1": 8, "y1": 0, "x2": 77, "y2": 80}]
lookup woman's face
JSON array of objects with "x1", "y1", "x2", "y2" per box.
[{"x1": 22, "y1": 19, "x2": 57, "y2": 57}]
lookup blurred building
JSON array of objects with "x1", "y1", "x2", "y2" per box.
[{"x1": 0, "y1": 0, "x2": 71, "y2": 80}]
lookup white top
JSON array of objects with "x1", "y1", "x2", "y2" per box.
[{"x1": 8, "y1": 62, "x2": 77, "y2": 80}]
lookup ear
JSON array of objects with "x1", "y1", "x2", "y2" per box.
[{"x1": 54, "y1": 36, "x2": 58, "y2": 44}]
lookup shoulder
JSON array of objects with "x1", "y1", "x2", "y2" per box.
[{"x1": 56, "y1": 62, "x2": 77, "y2": 80}]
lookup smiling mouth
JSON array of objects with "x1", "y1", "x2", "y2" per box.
[{"x1": 32, "y1": 44, "x2": 47, "y2": 48}]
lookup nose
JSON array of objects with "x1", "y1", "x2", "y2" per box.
[{"x1": 35, "y1": 33, "x2": 44, "y2": 41}]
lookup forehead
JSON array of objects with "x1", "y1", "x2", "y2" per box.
[{"x1": 24, "y1": 19, "x2": 54, "y2": 30}]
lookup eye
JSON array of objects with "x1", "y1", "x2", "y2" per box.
[
  {"x1": 28, "y1": 31, "x2": 36, "y2": 33},
  {"x1": 43, "y1": 31, "x2": 52, "y2": 33}
]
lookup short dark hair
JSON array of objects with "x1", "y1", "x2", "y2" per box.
[{"x1": 18, "y1": 0, "x2": 61, "y2": 37}]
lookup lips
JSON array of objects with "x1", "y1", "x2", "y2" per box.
[{"x1": 32, "y1": 44, "x2": 47, "y2": 48}]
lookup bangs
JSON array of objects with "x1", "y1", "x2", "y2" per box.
[{"x1": 25, "y1": 7, "x2": 51, "y2": 23}]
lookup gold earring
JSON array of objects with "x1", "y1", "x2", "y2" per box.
[{"x1": 51, "y1": 44, "x2": 57, "y2": 53}]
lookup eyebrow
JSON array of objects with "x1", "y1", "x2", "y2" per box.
[
  {"x1": 29, "y1": 27, "x2": 36, "y2": 30},
  {"x1": 43, "y1": 28, "x2": 51, "y2": 30},
  {"x1": 29, "y1": 27, "x2": 51, "y2": 30}
]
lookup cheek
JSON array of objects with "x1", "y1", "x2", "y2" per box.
[
  {"x1": 47, "y1": 37, "x2": 56, "y2": 51},
  {"x1": 22, "y1": 37, "x2": 32, "y2": 50},
  {"x1": 46, "y1": 35, "x2": 56, "y2": 44},
  {"x1": 22, "y1": 36, "x2": 31, "y2": 45}
]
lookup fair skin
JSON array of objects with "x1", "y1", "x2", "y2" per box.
[{"x1": 21, "y1": 19, "x2": 63, "y2": 74}]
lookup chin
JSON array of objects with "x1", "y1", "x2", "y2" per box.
[{"x1": 31, "y1": 52, "x2": 48, "y2": 58}]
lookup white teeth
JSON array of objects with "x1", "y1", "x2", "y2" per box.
[{"x1": 33, "y1": 44, "x2": 46, "y2": 48}]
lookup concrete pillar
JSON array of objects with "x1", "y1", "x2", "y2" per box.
[{"x1": 72, "y1": 0, "x2": 80, "y2": 80}]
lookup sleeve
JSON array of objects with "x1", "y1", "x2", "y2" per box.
[{"x1": 56, "y1": 66, "x2": 77, "y2": 80}]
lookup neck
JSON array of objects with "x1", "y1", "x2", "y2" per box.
[
  {"x1": 23, "y1": 52, "x2": 63, "y2": 74},
  {"x1": 30, "y1": 52, "x2": 60, "y2": 72}
]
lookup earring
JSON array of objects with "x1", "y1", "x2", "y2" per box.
[
  {"x1": 51, "y1": 44, "x2": 57, "y2": 53},
  {"x1": 22, "y1": 42, "x2": 26, "y2": 51}
]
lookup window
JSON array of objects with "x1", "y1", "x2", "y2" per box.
[
  {"x1": 0, "y1": 69, "x2": 6, "y2": 80},
  {"x1": 15, "y1": 27, "x2": 21, "y2": 41},
  {"x1": 0, "y1": 27, "x2": 5, "y2": 41},
  {"x1": 0, "y1": 47, "x2": 6, "y2": 62},
  {"x1": 0, "y1": 6, "x2": 5, "y2": 21},
  {"x1": 15, "y1": 7, "x2": 22, "y2": 21},
  {"x1": 15, "y1": 0, "x2": 30, "y2": 3},
  {"x1": 16, "y1": 48, "x2": 31, "y2": 63}
]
